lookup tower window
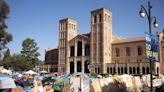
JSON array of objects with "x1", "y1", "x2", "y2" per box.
[
  {"x1": 108, "y1": 16, "x2": 110, "y2": 22},
  {"x1": 99, "y1": 14, "x2": 102, "y2": 22},
  {"x1": 126, "y1": 47, "x2": 130, "y2": 56},
  {"x1": 115, "y1": 48, "x2": 120, "y2": 57},
  {"x1": 94, "y1": 15, "x2": 97, "y2": 23},
  {"x1": 137, "y1": 46, "x2": 142, "y2": 56}
]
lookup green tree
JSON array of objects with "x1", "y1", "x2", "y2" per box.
[
  {"x1": 0, "y1": 0, "x2": 12, "y2": 62},
  {"x1": 1, "y1": 49, "x2": 13, "y2": 68},
  {"x1": 21, "y1": 38, "x2": 40, "y2": 68},
  {"x1": 12, "y1": 54, "x2": 32, "y2": 71}
]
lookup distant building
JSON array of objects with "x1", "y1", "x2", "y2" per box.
[
  {"x1": 44, "y1": 48, "x2": 58, "y2": 72},
  {"x1": 45, "y1": 7, "x2": 164, "y2": 74}
]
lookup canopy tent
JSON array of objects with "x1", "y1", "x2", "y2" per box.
[
  {"x1": 39, "y1": 70, "x2": 48, "y2": 73},
  {"x1": 72, "y1": 72, "x2": 88, "y2": 77},
  {"x1": 53, "y1": 77, "x2": 69, "y2": 91},
  {"x1": 0, "y1": 68, "x2": 12, "y2": 74},
  {"x1": 0, "y1": 74, "x2": 10, "y2": 77},
  {"x1": 0, "y1": 77, "x2": 16, "y2": 89},
  {"x1": 24, "y1": 70, "x2": 37, "y2": 75}
]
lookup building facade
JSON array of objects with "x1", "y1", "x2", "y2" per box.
[
  {"x1": 45, "y1": 8, "x2": 164, "y2": 74},
  {"x1": 44, "y1": 48, "x2": 58, "y2": 72}
]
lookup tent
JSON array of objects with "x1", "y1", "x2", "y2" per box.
[
  {"x1": 0, "y1": 77, "x2": 16, "y2": 89},
  {"x1": 40, "y1": 70, "x2": 48, "y2": 73},
  {"x1": 24, "y1": 70, "x2": 37, "y2": 75},
  {"x1": 53, "y1": 78, "x2": 69, "y2": 91},
  {"x1": 0, "y1": 68, "x2": 12, "y2": 74}
]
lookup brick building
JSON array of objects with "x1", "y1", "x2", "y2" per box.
[{"x1": 45, "y1": 8, "x2": 164, "y2": 74}]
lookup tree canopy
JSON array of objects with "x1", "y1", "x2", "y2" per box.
[
  {"x1": 21, "y1": 38, "x2": 40, "y2": 67},
  {"x1": 0, "y1": 0, "x2": 12, "y2": 62}
]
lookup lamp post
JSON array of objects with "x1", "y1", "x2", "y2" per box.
[{"x1": 139, "y1": 0, "x2": 158, "y2": 92}]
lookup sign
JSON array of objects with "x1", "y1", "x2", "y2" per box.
[{"x1": 145, "y1": 32, "x2": 158, "y2": 61}]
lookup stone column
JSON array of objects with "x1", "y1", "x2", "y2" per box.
[
  {"x1": 74, "y1": 40, "x2": 77, "y2": 72},
  {"x1": 115, "y1": 61, "x2": 118, "y2": 74},
  {"x1": 140, "y1": 62, "x2": 142, "y2": 75},
  {"x1": 82, "y1": 39, "x2": 85, "y2": 72},
  {"x1": 127, "y1": 62, "x2": 129, "y2": 74}
]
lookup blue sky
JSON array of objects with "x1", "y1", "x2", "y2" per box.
[{"x1": 6, "y1": 0, "x2": 164, "y2": 60}]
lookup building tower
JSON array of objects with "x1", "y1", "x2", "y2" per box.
[
  {"x1": 158, "y1": 30, "x2": 164, "y2": 74},
  {"x1": 90, "y1": 8, "x2": 112, "y2": 73},
  {"x1": 58, "y1": 18, "x2": 77, "y2": 73}
]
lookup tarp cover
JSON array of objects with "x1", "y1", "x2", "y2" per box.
[{"x1": 0, "y1": 77, "x2": 16, "y2": 89}]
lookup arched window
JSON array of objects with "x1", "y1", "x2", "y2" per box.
[
  {"x1": 70, "y1": 62, "x2": 74, "y2": 73},
  {"x1": 85, "y1": 44, "x2": 90, "y2": 56},
  {"x1": 70, "y1": 46, "x2": 74, "y2": 56},
  {"x1": 115, "y1": 48, "x2": 120, "y2": 57},
  {"x1": 93, "y1": 15, "x2": 97, "y2": 23},
  {"x1": 99, "y1": 14, "x2": 102, "y2": 22},
  {"x1": 126, "y1": 47, "x2": 131, "y2": 56},
  {"x1": 84, "y1": 61, "x2": 89, "y2": 73},
  {"x1": 137, "y1": 46, "x2": 142, "y2": 56},
  {"x1": 77, "y1": 41, "x2": 82, "y2": 56},
  {"x1": 77, "y1": 61, "x2": 82, "y2": 72}
]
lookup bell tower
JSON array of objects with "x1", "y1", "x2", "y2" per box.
[
  {"x1": 90, "y1": 8, "x2": 112, "y2": 73},
  {"x1": 58, "y1": 18, "x2": 77, "y2": 73}
]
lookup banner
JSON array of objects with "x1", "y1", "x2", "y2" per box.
[{"x1": 145, "y1": 32, "x2": 158, "y2": 61}]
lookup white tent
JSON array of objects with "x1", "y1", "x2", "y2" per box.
[
  {"x1": 25, "y1": 70, "x2": 37, "y2": 75},
  {"x1": 0, "y1": 77, "x2": 16, "y2": 89},
  {"x1": 40, "y1": 70, "x2": 48, "y2": 73}
]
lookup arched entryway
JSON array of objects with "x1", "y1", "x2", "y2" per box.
[
  {"x1": 142, "y1": 67, "x2": 145, "y2": 74},
  {"x1": 121, "y1": 67, "x2": 123, "y2": 74},
  {"x1": 137, "y1": 67, "x2": 140, "y2": 74},
  {"x1": 118, "y1": 67, "x2": 120, "y2": 74},
  {"x1": 133, "y1": 67, "x2": 136, "y2": 74},
  {"x1": 157, "y1": 67, "x2": 159, "y2": 75},
  {"x1": 70, "y1": 62, "x2": 74, "y2": 73},
  {"x1": 84, "y1": 61, "x2": 90, "y2": 73},
  {"x1": 146, "y1": 67, "x2": 149, "y2": 74},
  {"x1": 110, "y1": 67, "x2": 112, "y2": 74},
  {"x1": 124, "y1": 67, "x2": 127, "y2": 74},
  {"x1": 77, "y1": 61, "x2": 82, "y2": 72},
  {"x1": 129, "y1": 67, "x2": 132, "y2": 74},
  {"x1": 113, "y1": 67, "x2": 116, "y2": 74}
]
